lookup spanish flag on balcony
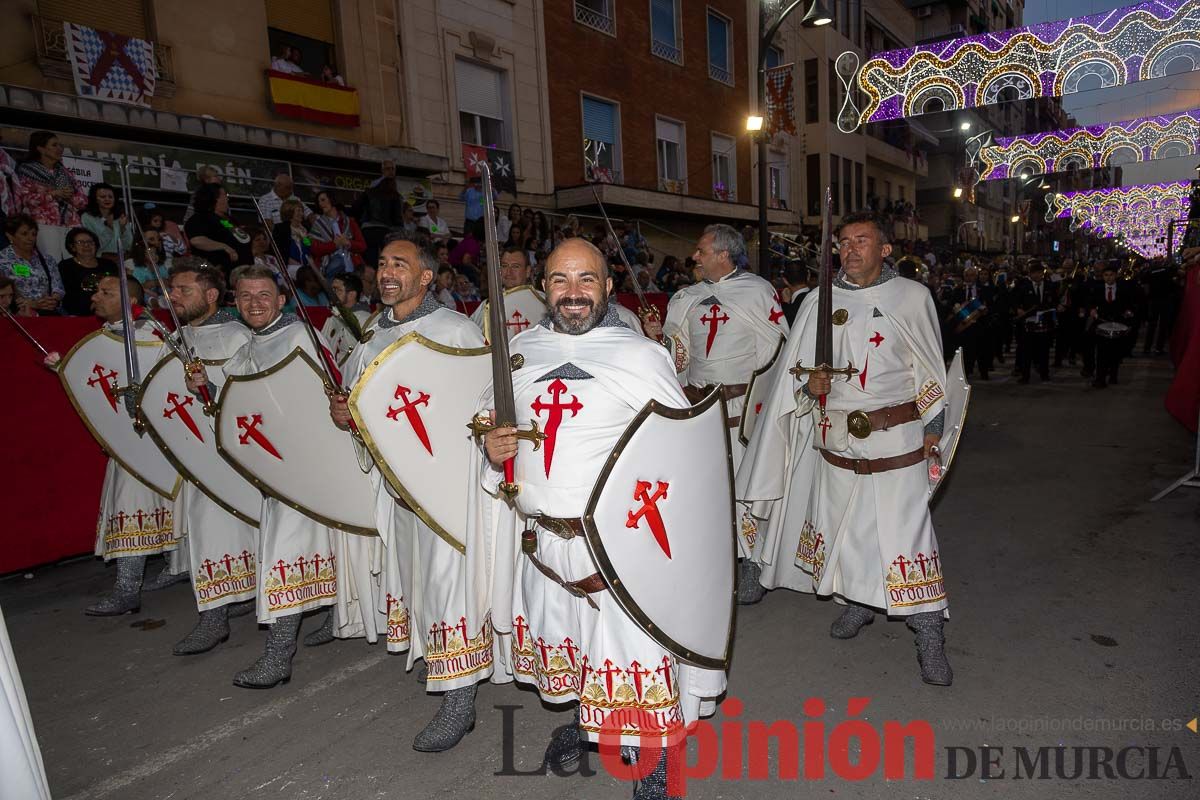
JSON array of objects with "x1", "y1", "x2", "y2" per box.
[{"x1": 267, "y1": 70, "x2": 360, "y2": 127}]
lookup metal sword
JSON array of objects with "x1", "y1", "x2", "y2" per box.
[
  {"x1": 0, "y1": 303, "x2": 53, "y2": 360},
  {"x1": 589, "y1": 184, "x2": 659, "y2": 323}
]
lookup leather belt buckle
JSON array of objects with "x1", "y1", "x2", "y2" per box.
[
  {"x1": 852, "y1": 458, "x2": 872, "y2": 475},
  {"x1": 847, "y1": 410, "x2": 872, "y2": 439}
]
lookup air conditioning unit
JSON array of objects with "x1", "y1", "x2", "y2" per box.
[{"x1": 917, "y1": 7, "x2": 933, "y2": 18}]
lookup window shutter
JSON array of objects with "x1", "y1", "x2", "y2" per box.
[
  {"x1": 582, "y1": 97, "x2": 616, "y2": 143},
  {"x1": 456, "y1": 60, "x2": 504, "y2": 120},
  {"x1": 265, "y1": 0, "x2": 335, "y2": 43},
  {"x1": 656, "y1": 118, "x2": 682, "y2": 143},
  {"x1": 40, "y1": 0, "x2": 148, "y2": 39}
]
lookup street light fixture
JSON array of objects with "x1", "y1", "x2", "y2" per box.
[
  {"x1": 754, "y1": 1, "x2": 835, "y2": 274},
  {"x1": 953, "y1": 187, "x2": 964, "y2": 199},
  {"x1": 1011, "y1": 214, "x2": 1021, "y2": 223},
  {"x1": 959, "y1": 121, "x2": 972, "y2": 131},
  {"x1": 746, "y1": 115, "x2": 765, "y2": 132}
]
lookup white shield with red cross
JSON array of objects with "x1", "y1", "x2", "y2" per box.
[
  {"x1": 930, "y1": 349, "x2": 971, "y2": 499},
  {"x1": 138, "y1": 354, "x2": 262, "y2": 524},
  {"x1": 347, "y1": 332, "x2": 490, "y2": 552},
  {"x1": 483, "y1": 285, "x2": 548, "y2": 343},
  {"x1": 214, "y1": 348, "x2": 376, "y2": 535},
  {"x1": 582, "y1": 389, "x2": 735, "y2": 669},
  {"x1": 738, "y1": 335, "x2": 785, "y2": 448},
  {"x1": 58, "y1": 328, "x2": 180, "y2": 498}
]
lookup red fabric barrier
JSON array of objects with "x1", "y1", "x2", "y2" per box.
[{"x1": 0, "y1": 292, "x2": 669, "y2": 573}]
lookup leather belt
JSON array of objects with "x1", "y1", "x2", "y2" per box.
[
  {"x1": 847, "y1": 400, "x2": 920, "y2": 439},
  {"x1": 683, "y1": 383, "x2": 748, "y2": 404},
  {"x1": 522, "y1": 517, "x2": 605, "y2": 609},
  {"x1": 820, "y1": 447, "x2": 925, "y2": 475}
]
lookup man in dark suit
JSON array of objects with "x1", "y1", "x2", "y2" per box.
[
  {"x1": 1087, "y1": 263, "x2": 1136, "y2": 388},
  {"x1": 1014, "y1": 265, "x2": 1058, "y2": 383},
  {"x1": 946, "y1": 266, "x2": 993, "y2": 379}
]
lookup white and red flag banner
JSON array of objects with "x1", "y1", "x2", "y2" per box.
[{"x1": 63, "y1": 21, "x2": 157, "y2": 107}]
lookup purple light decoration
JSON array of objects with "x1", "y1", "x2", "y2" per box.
[
  {"x1": 978, "y1": 109, "x2": 1200, "y2": 180},
  {"x1": 1052, "y1": 181, "x2": 1192, "y2": 221},
  {"x1": 850, "y1": 0, "x2": 1198, "y2": 127}
]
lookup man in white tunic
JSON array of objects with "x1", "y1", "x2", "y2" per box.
[
  {"x1": 85, "y1": 276, "x2": 178, "y2": 616},
  {"x1": 475, "y1": 239, "x2": 725, "y2": 799},
  {"x1": 737, "y1": 211, "x2": 953, "y2": 685},
  {"x1": 330, "y1": 234, "x2": 493, "y2": 751},
  {"x1": 166, "y1": 260, "x2": 258, "y2": 654},
  {"x1": 469, "y1": 245, "x2": 547, "y2": 340},
  {"x1": 643, "y1": 224, "x2": 787, "y2": 601},
  {"x1": 188, "y1": 264, "x2": 339, "y2": 688}
]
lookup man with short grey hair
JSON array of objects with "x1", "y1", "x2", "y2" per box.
[
  {"x1": 643, "y1": 223, "x2": 788, "y2": 602},
  {"x1": 258, "y1": 173, "x2": 298, "y2": 225}
]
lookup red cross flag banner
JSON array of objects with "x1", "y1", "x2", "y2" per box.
[
  {"x1": 63, "y1": 21, "x2": 157, "y2": 107},
  {"x1": 765, "y1": 63, "x2": 797, "y2": 137},
  {"x1": 462, "y1": 144, "x2": 488, "y2": 178}
]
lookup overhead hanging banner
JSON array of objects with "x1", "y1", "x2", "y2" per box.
[{"x1": 837, "y1": 0, "x2": 1200, "y2": 131}]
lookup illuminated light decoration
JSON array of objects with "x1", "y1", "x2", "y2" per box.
[
  {"x1": 975, "y1": 109, "x2": 1200, "y2": 180},
  {"x1": 1078, "y1": 216, "x2": 1187, "y2": 257},
  {"x1": 835, "y1": 0, "x2": 1200, "y2": 132},
  {"x1": 1045, "y1": 181, "x2": 1191, "y2": 225}
]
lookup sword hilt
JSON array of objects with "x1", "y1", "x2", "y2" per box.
[
  {"x1": 788, "y1": 360, "x2": 859, "y2": 379},
  {"x1": 467, "y1": 416, "x2": 547, "y2": 452}
]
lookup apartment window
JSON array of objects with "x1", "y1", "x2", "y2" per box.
[
  {"x1": 765, "y1": 45, "x2": 784, "y2": 70},
  {"x1": 830, "y1": 155, "x2": 840, "y2": 216},
  {"x1": 867, "y1": 175, "x2": 876, "y2": 202},
  {"x1": 707, "y1": 10, "x2": 733, "y2": 85},
  {"x1": 582, "y1": 95, "x2": 620, "y2": 182},
  {"x1": 769, "y1": 149, "x2": 789, "y2": 210},
  {"x1": 575, "y1": 0, "x2": 616, "y2": 35},
  {"x1": 837, "y1": 0, "x2": 850, "y2": 38},
  {"x1": 843, "y1": 162, "x2": 853, "y2": 216},
  {"x1": 656, "y1": 117, "x2": 686, "y2": 193},
  {"x1": 884, "y1": 179, "x2": 892, "y2": 200},
  {"x1": 651, "y1": 0, "x2": 683, "y2": 64},
  {"x1": 265, "y1": 0, "x2": 336, "y2": 75},
  {"x1": 849, "y1": 0, "x2": 860, "y2": 46},
  {"x1": 854, "y1": 161, "x2": 863, "y2": 211},
  {"x1": 42, "y1": 0, "x2": 150, "y2": 38},
  {"x1": 806, "y1": 153, "x2": 821, "y2": 217},
  {"x1": 711, "y1": 133, "x2": 736, "y2": 201},
  {"x1": 456, "y1": 59, "x2": 509, "y2": 150},
  {"x1": 804, "y1": 59, "x2": 819, "y2": 123},
  {"x1": 899, "y1": 185, "x2": 906, "y2": 202}
]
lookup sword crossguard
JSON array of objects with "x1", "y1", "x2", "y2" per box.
[
  {"x1": 467, "y1": 416, "x2": 548, "y2": 452},
  {"x1": 788, "y1": 360, "x2": 859, "y2": 379}
]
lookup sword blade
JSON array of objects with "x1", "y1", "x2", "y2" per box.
[
  {"x1": 589, "y1": 185, "x2": 655, "y2": 318},
  {"x1": 0, "y1": 304, "x2": 51, "y2": 358},
  {"x1": 815, "y1": 186, "x2": 834, "y2": 368},
  {"x1": 478, "y1": 162, "x2": 517, "y2": 428}
]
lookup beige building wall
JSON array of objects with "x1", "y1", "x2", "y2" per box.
[{"x1": 398, "y1": 0, "x2": 554, "y2": 218}]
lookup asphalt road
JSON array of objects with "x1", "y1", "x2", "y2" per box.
[{"x1": 3, "y1": 354, "x2": 1198, "y2": 800}]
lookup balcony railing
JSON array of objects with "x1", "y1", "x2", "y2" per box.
[
  {"x1": 32, "y1": 14, "x2": 176, "y2": 98},
  {"x1": 708, "y1": 62, "x2": 733, "y2": 85},
  {"x1": 652, "y1": 39, "x2": 683, "y2": 65},
  {"x1": 659, "y1": 177, "x2": 686, "y2": 194},
  {"x1": 574, "y1": 2, "x2": 616, "y2": 36}
]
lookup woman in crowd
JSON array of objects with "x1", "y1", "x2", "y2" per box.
[
  {"x1": 0, "y1": 214, "x2": 63, "y2": 314},
  {"x1": 141, "y1": 205, "x2": 188, "y2": 257},
  {"x1": 57, "y1": 227, "x2": 117, "y2": 315},
  {"x1": 293, "y1": 265, "x2": 329, "y2": 307},
  {"x1": 184, "y1": 183, "x2": 249, "y2": 275},
  {"x1": 400, "y1": 202, "x2": 418, "y2": 236},
  {"x1": 532, "y1": 211, "x2": 552, "y2": 252},
  {"x1": 310, "y1": 190, "x2": 366, "y2": 279},
  {"x1": 82, "y1": 183, "x2": 134, "y2": 261},
  {"x1": 272, "y1": 198, "x2": 314, "y2": 279},
  {"x1": 498, "y1": 202, "x2": 521, "y2": 244},
  {"x1": 0, "y1": 274, "x2": 35, "y2": 317},
  {"x1": 15, "y1": 130, "x2": 87, "y2": 260}
]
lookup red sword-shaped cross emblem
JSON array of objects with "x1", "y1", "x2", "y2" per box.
[
  {"x1": 700, "y1": 304, "x2": 729, "y2": 357},
  {"x1": 85, "y1": 30, "x2": 152, "y2": 94},
  {"x1": 163, "y1": 392, "x2": 203, "y2": 441},
  {"x1": 531, "y1": 379, "x2": 582, "y2": 478},
  {"x1": 386, "y1": 385, "x2": 433, "y2": 456},
  {"x1": 626, "y1": 480, "x2": 672, "y2": 559},
  {"x1": 87, "y1": 364, "x2": 119, "y2": 412},
  {"x1": 236, "y1": 414, "x2": 283, "y2": 460},
  {"x1": 506, "y1": 310, "x2": 530, "y2": 335}
]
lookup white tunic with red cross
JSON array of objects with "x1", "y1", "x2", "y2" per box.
[
  {"x1": 173, "y1": 318, "x2": 258, "y2": 610},
  {"x1": 222, "y1": 318, "x2": 340, "y2": 623},
  {"x1": 344, "y1": 300, "x2": 495, "y2": 690},
  {"x1": 662, "y1": 269, "x2": 787, "y2": 554},
  {"x1": 476, "y1": 319, "x2": 727, "y2": 746},
  {"x1": 93, "y1": 321, "x2": 177, "y2": 562}
]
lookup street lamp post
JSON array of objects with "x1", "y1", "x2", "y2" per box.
[{"x1": 753, "y1": 1, "x2": 831, "y2": 275}]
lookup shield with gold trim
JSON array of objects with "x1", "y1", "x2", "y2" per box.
[
  {"x1": 58, "y1": 327, "x2": 180, "y2": 498},
  {"x1": 481, "y1": 285, "x2": 548, "y2": 342},
  {"x1": 582, "y1": 389, "x2": 735, "y2": 669},
  {"x1": 139, "y1": 354, "x2": 262, "y2": 524},
  {"x1": 930, "y1": 349, "x2": 971, "y2": 499},
  {"x1": 348, "y1": 332, "x2": 491, "y2": 552},
  {"x1": 737, "y1": 335, "x2": 785, "y2": 447},
  {"x1": 214, "y1": 348, "x2": 376, "y2": 534}
]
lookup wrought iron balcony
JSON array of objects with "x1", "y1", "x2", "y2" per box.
[
  {"x1": 708, "y1": 62, "x2": 733, "y2": 85},
  {"x1": 651, "y1": 39, "x2": 683, "y2": 65},
  {"x1": 32, "y1": 14, "x2": 176, "y2": 98},
  {"x1": 574, "y1": 2, "x2": 616, "y2": 36}
]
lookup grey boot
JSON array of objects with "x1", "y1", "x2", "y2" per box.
[
  {"x1": 415, "y1": 663, "x2": 428, "y2": 684},
  {"x1": 85, "y1": 555, "x2": 146, "y2": 616},
  {"x1": 232, "y1": 613, "x2": 301, "y2": 689},
  {"x1": 227, "y1": 599, "x2": 255, "y2": 618},
  {"x1": 830, "y1": 604, "x2": 875, "y2": 639},
  {"x1": 543, "y1": 707, "x2": 583, "y2": 771},
  {"x1": 142, "y1": 559, "x2": 189, "y2": 591},
  {"x1": 302, "y1": 610, "x2": 336, "y2": 647},
  {"x1": 907, "y1": 611, "x2": 953, "y2": 686},
  {"x1": 736, "y1": 559, "x2": 767, "y2": 605},
  {"x1": 412, "y1": 684, "x2": 477, "y2": 752},
  {"x1": 173, "y1": 606, "x2": 231, "y2": 655},
  {"x1": 624, "y1": 744, "x2": 683, "y2": 799}
]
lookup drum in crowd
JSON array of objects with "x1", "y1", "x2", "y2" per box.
[
  {"x1": 1024, "y1": 309, "x2": 1056, "y2": 334},
  {"x1": 953, "y1": 297, "x2": 987, "y2": 334},
  {"x1": 1095, "y1": 321, "x2": 1130, "y2": 340}
]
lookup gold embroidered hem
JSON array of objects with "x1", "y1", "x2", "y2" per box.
[
  {"x1": 425, "y1": 614, "x2": 494, "y2": 685},
  {"x1": 263, "y1": 554, "x2": 338, "y2": 614},
  {"x1": 385, "y1": 592, "x2": 411, "y2": 652},
  {"x1": 885, "y1": 550, "x2": 946, "y2": 609},
  {"x1": 194, "y1": 551, "x2": 257, "y2": 607},
  {"x1": 100, "y1": 507, "x2": 176, "y2": 559}
]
